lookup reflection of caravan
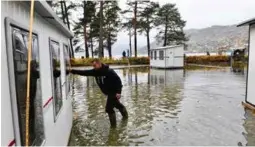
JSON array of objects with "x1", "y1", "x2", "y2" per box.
[
  {"x1": 150, "y1": 45, "x2": 184, "y2": 69},
  {"x1": 150, "y1": 69, "x2": 184, "y2": 85},
  {"x1": 237, "y1": 18, "x2": 255, "y2": 108}
]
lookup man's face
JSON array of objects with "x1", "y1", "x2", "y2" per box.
[{"x1": 92, "y1": 61, "x2": 102, "y2": 70}]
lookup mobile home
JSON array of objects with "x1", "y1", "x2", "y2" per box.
[
  {"x1": 150, "y1": 45, "x2": 184, "y2": 69},
  {"x1": 237, "y1": 18, "x2": 255, "y2": 107},
  {"x1": 2, "y1": 1, "x2": 73, "y2": 146}
]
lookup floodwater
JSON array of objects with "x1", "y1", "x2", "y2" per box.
[{"x1": 69, "y1": 67, "x2": 255, "y2": 146}]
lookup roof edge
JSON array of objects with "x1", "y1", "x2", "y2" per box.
[
  {"x1": 25, "y1": 1, "x2": 74, "y2": 38},
  {"x1": 150, "y1": 45, "x2": 184, "y2": 50},
  {"x1": 237, "y1": 17, "x2": 255, "y2": 27}
]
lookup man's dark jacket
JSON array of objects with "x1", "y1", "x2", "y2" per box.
[{"x1": 71, "y1": 64, "x2": 122, "y2": 95}]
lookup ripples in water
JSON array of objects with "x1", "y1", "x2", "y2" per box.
[{"x1": 69, "y1": 67, "x2": 255, "y2": 146}]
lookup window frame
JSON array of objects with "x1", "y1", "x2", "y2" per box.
[
  {"x1": 4, "y1": 17, "x2": 45, "y2": 146},
  {"x1": 49, "y1": 37, "x2": 63, "y2": 122},
  {"x1": 154, "y1": 50, "x2": 157, "y2": 60},
  {"x1": 159, "y1": 50, "x2": 164, "y2": 60},
  {"x1": 150, "y1": 51, "x2": 153, "y2": 60}
]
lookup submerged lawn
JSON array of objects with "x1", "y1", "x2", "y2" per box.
[{"x1": 69, "y1": 67, "x2": 255, "y2": 146}]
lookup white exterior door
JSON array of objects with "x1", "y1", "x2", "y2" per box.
[{"x1": 166, "y1": 49, "x2": 174, "y2": 67}]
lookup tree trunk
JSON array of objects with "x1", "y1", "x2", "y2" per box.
[
  {"x1": 134, "y1": 1, "x2": 137, "y2": 57},
  {"x1": 84, "y1": 26, "x2": 89, "y2": 58},
  {"x1": 163, "y1": 16, "x2": 168, "y2": 46},
  {"x1": 107, "y1": 33, "x2": 112, "y2": 59},
  {"x1": 90, "y1": 37, "x2": 94, "y2": 58},
  {"x1": 83, "y1": 1, "x2": 89, "y2": 58},
  {"x1": 99, "y1": 1, "x2": 104, "y2": 57},
  {"x1": 63, "y1": 1, "x2": 70, "y2": 29},
  {"x1": 129, "y1": 27, "x2": 132, "y2": 57},
  {"x1": 60, "y1": 1, "x2": 66, "y2": 24},
  {"x1": 63, "y1": 1, "x2": 74, "y2": 58},
  {"x1": 146, "y1": 30, "x2": 150, "y2": 57}
]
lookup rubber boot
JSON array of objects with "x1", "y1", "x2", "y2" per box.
[
  {"x1": 119, "y1": 107, "x2": 128, "y2": 120},
  {"x1": 108, "y1": 113, "x2": 117, "y2": 128}
]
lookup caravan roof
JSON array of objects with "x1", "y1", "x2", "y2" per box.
[
  {"x1": 27, "y1": 1, "x2": 74, "y2": 38},
  {"x1": 237, "y1": 17, "x2": 255, "y2": 27},
  {"x1": 150, "y1": 45, "x2": 183, "y2": 50}
]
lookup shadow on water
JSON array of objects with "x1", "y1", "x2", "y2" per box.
[{"x1": 69, "y1": 66, "x2": 255, "y2": 146}]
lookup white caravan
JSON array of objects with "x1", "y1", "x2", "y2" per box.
[
  {"x1": 150, "y1": 45, "x2": 184, "y2": 69},
  {"x1": 1, "y1": 1, "x2": 73, "y2": 146},
  {"x1": 237, "y1": 18, "x2": 255, "y2": 107}
]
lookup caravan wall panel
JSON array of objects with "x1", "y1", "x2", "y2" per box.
[
  {"x1": 247, "y1": 24, "x2": 255, "y2": 106},
  {"x1": 1, "y1": 1, "x2": 72, "y2": 146}
]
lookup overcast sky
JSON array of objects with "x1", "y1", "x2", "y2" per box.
[{"x1": 112, "y1": 0, "x2": 255, "y2": 56}]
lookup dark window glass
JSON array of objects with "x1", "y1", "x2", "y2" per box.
[
  {"x1": 159, "y1": 50, "x2": 164, "y2": 60},
  {"x1": 49, "y1": 40, "x2": 62, "y2": 119},
  {"x1": 154, "y1": 51, "x2": 157, "y2": 60},
  {"x1": 150, "y1": 51, "x2": 153, "y2": 60},
  {"x1": 12, "y1": 27, "x2": 44, "y2": 146},
  {"x1": 63, "y1": 44, "x2": 71, "y2": 96}
]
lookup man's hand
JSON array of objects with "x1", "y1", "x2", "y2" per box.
[{"x1": 116, "y1": 93, "x2": 121, "y2": 100}]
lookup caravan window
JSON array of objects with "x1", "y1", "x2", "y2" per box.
[
  {"x1": 159, "y1": 50, "x2": 164, "y2": 60},
  {"x1": 49, "y1": 39, "x2": 63, "y2": 120},
  {"x1": 63, "y1": 44, "x2": 71, "y2": 96},
  {"x1": 154, "y1": 51, "x2": 157, "y2": 60},
  {"x1": 11, "y1": 27, "x2": 44, "y2": 146}
]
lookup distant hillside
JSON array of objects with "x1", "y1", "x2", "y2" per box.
[{"x1": 139, "y1": 24, "x2": 249, "y2": 54}]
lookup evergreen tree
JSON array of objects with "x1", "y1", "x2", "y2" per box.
[
  {"x1": 155, "y1": 3, "x2": 187, "y2": 46},
  {"x1": 50, "y1": 0, "x2": 76, "y2": 57},
  {"x1": 73, "y1": 1, "x2": 96, "y2": 58},
  {"x1": 88, "y1": 11, "x2": 100, "y2": 58},
  {"x1": 103, "y1": 1, "x2": 121, "y2": 58},
  {"x1": 138, "y1": 2, "x2": 159, "y2": 56},
  {"x1": 122, "y1": 1, "x2": 149, "y2": 57}
]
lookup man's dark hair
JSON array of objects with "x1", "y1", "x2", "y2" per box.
[{"x1": 91, "y1": 58, "x2": 101, "y2": 63}]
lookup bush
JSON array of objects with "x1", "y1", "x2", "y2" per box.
[
  {"x1": 128, "y1": 57, "x2": 150, "y2": 65},
  {"x1": 185, "y1": 55, "x2": 230, "y2": 65},
  {"x1": 70, "y1": 57, "x2": 150, "y2": 67}
]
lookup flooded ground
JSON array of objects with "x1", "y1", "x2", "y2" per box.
[{"x1": 69, "y1": 67, "x2": 255, "y2": 146}]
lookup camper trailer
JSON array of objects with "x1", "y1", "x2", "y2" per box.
[
  {"x1": 237, "y1": 18, "x2": 255, "y2": 108},
  {"x1": 150, "y1": 45, "x2": 184, "y2": 69},
  {"x1": 1, "y1": 1, "x2": 73, "y2": 146}
]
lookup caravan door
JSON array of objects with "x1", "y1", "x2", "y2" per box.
[{"x1": 166, "y1": 49, "x2": 174, "y2": 68}]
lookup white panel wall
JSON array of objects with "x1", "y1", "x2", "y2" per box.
[
  {"x1": 247, "y1": 24, "x2": 255, "y2": 105},
  {"x1": 1, "y1": 2, "x2": 16, "y2": 146},
  {"x1": 173, "y1": 46, "x2": 184, "y2": 67},
  {"x1": 1, "y1": 1, "x2": 72, "y2": 146},
  {"x1": 150, "y1": 50, "x2": 166, "y2": 68},
  {"x1": 150, "y1": 45, "x2": 184, "y2": 68}
]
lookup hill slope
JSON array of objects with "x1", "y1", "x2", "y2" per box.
[{"x1": 139, "y1": 25, "x2": 249, "y2": 54}]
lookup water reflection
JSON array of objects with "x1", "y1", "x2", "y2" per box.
[
  {"x1": 70, "y1": 67, "x2": 255, "y2": 146},
  {"x1": 243, "y1": 109, "x2": 255, "y2": 146}
]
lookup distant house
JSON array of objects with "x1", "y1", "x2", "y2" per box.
[
  {"x1": 150, "y1": 45, "x2": 184, "y2": 69},
  {"x1": 237, "y1": 17, "x2": 255, "y2": 107}
]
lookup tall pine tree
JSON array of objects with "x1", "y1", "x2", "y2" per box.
[
  {"x1": 104, "y1": 1, "x2": 121, "y2": 58},
  {"x1": 138, "y1": 2, "x2": 159, "y2": 56},
  {"x1": 73, "y1": 1, "x2": 96, "y2": 58},
  {"x1": 122, "y1": 1, "x2": 149, "y2": 57},
  {"x1": 155, "y1": 4, "x2": 187, "y2": 46}
]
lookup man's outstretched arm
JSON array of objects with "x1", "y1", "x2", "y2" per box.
[{"x1": 71, "y1": 69, "x2": 97, "y2": 76}]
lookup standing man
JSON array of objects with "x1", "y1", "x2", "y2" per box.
[{"x1": 70, "y1": 59, "x2": 128, "y2": 128}]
